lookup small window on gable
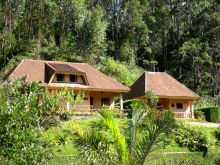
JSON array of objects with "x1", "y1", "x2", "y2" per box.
[
  {"x1": 70, "y1": 75, "x2": 77, "y2": 83},
  {"x1": 176, "y1": 103, "x2": 183, "y2": 109},
  {"x1": 57, "y1": 74, "x2": 64, "y2": 82}
]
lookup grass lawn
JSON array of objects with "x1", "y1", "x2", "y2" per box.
[{"x1": 45, "y1": 117, "x2": 220, "y2": 165}]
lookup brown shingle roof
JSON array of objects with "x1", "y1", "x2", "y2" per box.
[
  {"x1": 125, "y1": 71, "x2": 199, "y2": 99},
  {"x1": 47, "y1": 63, "x2": 84, "y2": 74},
  {"x1": 7, "y1": 59, "x2": 130, "y2": 92}
]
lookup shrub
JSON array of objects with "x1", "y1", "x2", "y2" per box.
[
  {"x1": 145, "y1": 90, "x2": 158, "y2": 108},
  {"x1": 195, "y1": 107, "x2": 220, "y2": 123},
  {"x1": 0, "y1": 78, "x2": 77, "y2": 164},
  {"x1": 59, "y1": 111, "x2": 72, "y2": 121},
  {"x1": 175, "y1": 126, "x2": 209, "y2": 156},
  {"x1": 123, "y1": 99, "x2": 146, "y2": 118},
  {"x1": 55, "y1": 131, "x2": 72, "y2": 145},
  {"x1": 195, "y1": 95, "x2": 215, "y2": 109},
  {"x1": 194, "y1": 109, "x2": 205, "y2": 121},
  {"x1": 215, "y1": 157, "x2": 220, "y2": 165},
  {"x1": 215, "y1": 129, "x2": 220, "y2": 141},
  {"x1": 0, "y1": 79, "x2": 52, "y2": 164}
]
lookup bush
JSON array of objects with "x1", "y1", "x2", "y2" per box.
[
  {"x1": 175, "y1": 125, "x2": 209, "y2": 156},
  {"x1": 0, "y1": 78, "x2": 77, "y2": 164},
  {"x1": 59, "y1": 111, "x2": 72, "y2": 121},
  {"x1": 123, "y1": 99, "x2": 146, "y2": 118},
  {"x1": 215, "y1": 157, "x2": 220, "y2": 165},
  {"x1": 215, "y1": 129, "x2": 220, "y2": 141},
  {"x1": 195, "y1": 95, "x2": 215, "y2": 109},
  {"x1": 195, "y1": 107, "x2": 220, "y2": 123},
  {"x1": 194, "y1": 109, "x2": 205, "y2": 121}
]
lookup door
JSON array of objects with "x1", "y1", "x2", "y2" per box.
[
  {"x1": 101, "y1": 98, "x2": 110, "y2": 107},
  {"x1": 90, "y1": 97, "x2": 94, "y2": 109}
]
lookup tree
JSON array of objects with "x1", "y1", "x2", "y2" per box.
[
  {"x1": 0, "y1": 78, "x2": 77, "y2": 164},
  {"x1": 179, "y1": 38, "x2": 211, "y2": 92},
  {"x1": 75, "y1": 108, "x2": 176, "y2": 164}
]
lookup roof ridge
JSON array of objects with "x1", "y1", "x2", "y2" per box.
[
  {"x1": 24, "y1": 59, "x2": 86, "y2": 64},
  {"x1": 145, "y1": 71, "x2": 166, "y2": 74}
]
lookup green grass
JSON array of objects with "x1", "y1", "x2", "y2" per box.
[{"x1": 45, "y1": 118, "x2": 220, "y2": 164}]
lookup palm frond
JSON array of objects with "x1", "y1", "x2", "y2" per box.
[
  {"x1": 132, "y1": 124, "x2": 159, "y2": 165},
  {"x1": 126, "y1": 109, "x2": 144, "y2": 151},
  {"x1": 99, "y1": 109, "x2": 128, "y2": 163},
  {"x1": 75, "y1": 129, "x2": 112, "y2": 165},
  {"x1": 130, "y1": 109, "x2": 176, "y2": 165}
]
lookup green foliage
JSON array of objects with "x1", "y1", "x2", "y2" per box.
[
  {"x1": 215, "y1": 129, "x2": 220, "y2": 141},
  {"x1": 119, "y1": 40, "x2": 134, "y2": 62},
  {"x1": 194, "y1": 109, "x2": 205, "y2": 121},
  {"x1": 99, "y1": 109, "x2": 128, "y2": 162},
  {"x1": 196, "y1": 107, "x2": 220, "y2": 123},
  {"x1": 175, "y1": 125, "x2": 209, "y2": 156},
  {"x1": 130, "y1": 99, "x2": 146, "y2": 110},
  {"x1": 0, "y1": 0, "x2": 219, "y2": 99},
  {"x1": 123, "y1": 99, "x2": 146, "y2": 118},
  {"x1": 75, "y1": 129, "x2": 113, "y2": 164},
  {"x1": 146, "y1": 90, "x2": 159, "y2": 108},
  {"x1": 0, "y1": 78, "x2": 51, "y2": 164},
  {"x1": 215, "y1": 156, "x2": 220, "y2": 165},
  {"x1": 55, "y1": 131, "x2": 71, "y2": 145},
  {"x1": 195, "y1": 95, "x2": 216, "y2": 109},
  {"x1": 99, "y1": 57, "x2": 143, "y2": 86},
  {"x1": 75, "y1": 108, "x2": 176, "y2": 164},
  {"x1": 0, "y1": 78, "x2": 78, "y2": 164}
]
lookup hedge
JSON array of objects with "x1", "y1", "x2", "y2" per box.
[{"x1": 195, "y1": 107, "x2": 220, "y2": 123}]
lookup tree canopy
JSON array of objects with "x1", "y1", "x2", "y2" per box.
[{"x1": 0, "y1": 0, "x2": 219, "y2": 99}]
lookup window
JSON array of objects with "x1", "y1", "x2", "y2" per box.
[
  {"x1": 171, "y1": 103, "x2": 175, "y2": 107},
  {"x1": 157, "y1": 103, "x2": 162, "y2": 111},
  {"x1": 90, "y1": 97, "x2": 93, "y2": 106},
  {"x1": 101, "y1": 98, "x2": 110, "y2": 106},
  {"x1": 57, "y1": 74, "x2": 64, "y2": 82},
  {"x1": 176, "y1": 103, "x2": 183, "y2": 109},
  {"x1": 70, "y1": 75, "x2": 77, "y2": 82}
]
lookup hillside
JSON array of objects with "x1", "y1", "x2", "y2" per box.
[{"x1": 0, "y1": 0, "x2": 219, "y2": 99}]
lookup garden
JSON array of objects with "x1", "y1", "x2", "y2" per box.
[{"x1": 0, "y1": 79, "x2": 220, "y2": 165}]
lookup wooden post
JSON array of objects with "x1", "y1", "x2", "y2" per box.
[
  {"x1": 66, "y1": 102, "x2": 70, "y2": 111},
  {"x1": 189, "y1": 100, "x2": 194, "y2": 119},
  {"x1": 192, "y1": 102, "x2": 194, "y2": 119},
  {"x1": 110, "y1": 100, "x2": 115, "y2": 109},
  {"x1": 120, "y1": 93, "x2": 123, "y2": 111}
]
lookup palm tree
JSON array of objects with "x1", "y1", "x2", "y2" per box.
[{"x1": 75, "y1": 108, "x2": 176, "y2": 165}]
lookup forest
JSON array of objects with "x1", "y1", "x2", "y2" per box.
[
  {"x1": 0, "y1": 0, "x2": 219, "y2": 101},
  {"x1": 0, "y1": 1, "x2": 220, "y2": 164}
]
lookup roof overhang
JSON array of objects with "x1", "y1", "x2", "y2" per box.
[
  {"x1": 45, "y1": 84, "x2": 130, "y2": 93},
  {"x1": 139, "y1": 95, "x2": 200, "y2": 100}
]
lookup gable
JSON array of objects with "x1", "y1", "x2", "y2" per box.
[{"x1": 124, "y1": 72, "x2": 146, "y2": 99}]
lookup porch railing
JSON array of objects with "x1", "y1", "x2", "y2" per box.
[
  {"x1": 68, "y1": 104, "x2": 193, "y2": 119},
  {"x1": 173, "y1": 112, "x2": 192, "y2": 118}
]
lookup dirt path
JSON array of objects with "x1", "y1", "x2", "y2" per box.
[{"x1": 186, "y1": 121, "x2": 220, "y2": 127}]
